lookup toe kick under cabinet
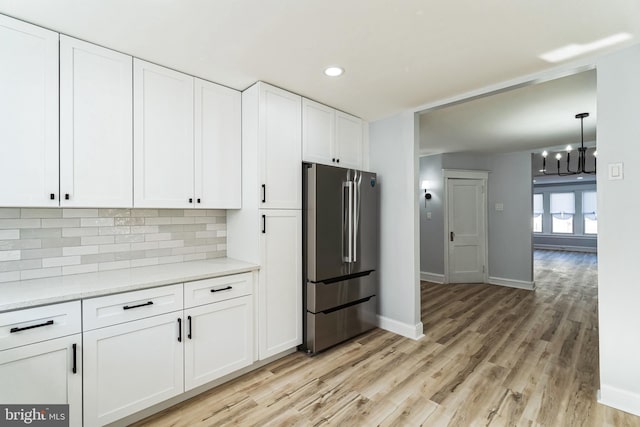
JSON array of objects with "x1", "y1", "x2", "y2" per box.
[{"x1": 82, "y1": 273, "x2": 254, "y2": 427}]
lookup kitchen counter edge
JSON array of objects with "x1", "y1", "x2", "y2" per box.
[{"x1": 0, "y1": 258, "x2": 260, "y2": 313}]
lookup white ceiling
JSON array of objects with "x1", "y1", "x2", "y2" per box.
[
  {"x1": 419, "y1": 70, "x2": 597, "y2": 155},
  {"x1": 0, "y1": 1, "x2": 638, "y2": 122}
]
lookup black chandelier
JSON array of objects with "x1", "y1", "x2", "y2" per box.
[{"x1": 542, "y1": 112, "x2": 596, "y2": 176}]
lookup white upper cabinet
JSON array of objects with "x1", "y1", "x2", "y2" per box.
[
  {"x1": 302, "y1": 99, "x2": 334, "y2": 165},
  {"x1": 0, "y1": 15, "x2": 59, "y2": 207},
  {"x1": 60, "y1": 36, "x2": 133, "y2": 208},
  {"x1": 194, "y1": 79, "x2": 241, "y2": 209},
  {"x1": 302, "y1": 98, "x2": 363, "y2": 170},
  {"x1": 134, "y1": 59, "x2": 194, "y2": 208},
  {"x1": 334, "y1": 111, "x2": 363, "y2": 170},
  {"x1": 258, "y1": 83, "x2": 302, "y2": 209}
]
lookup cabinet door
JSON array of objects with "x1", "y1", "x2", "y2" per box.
[
  {"x1": 0, "y1": 334, "x2": 82, "y2": 427},
  {"x1": 335, "y1": 111, "x2": 363, "y2": 170},
  {"x1": 258, "y1": 210, "x2": 302, "y2": 359},
  {"x1": 83, "y1": 312, "x2": 184, "y2": 426},
  {"x1": 0, "y1": 15, "x2": 59, "y2": 207},
  {"x1": 194, "y1": 79, "x2": 241, "y2": 209},
  {"x1": 258, "y1": 84, "x2": 302, "y2": 209},
  {"x1": 60, "y1": 36, "x2": 133, "y2": 208},
  {"x1": 134, "y1": 59, "x2": 194, "y2": 208},
  {"x1": 184, "y1": 296, "x2": 253, "y2": 390},
  {"x1": 302, "y1": 98, "x2": 334, "y2": 166}
]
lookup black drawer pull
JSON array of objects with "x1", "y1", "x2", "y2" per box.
[
  {"x1": 123, "y1": 301, "x2": 154, "y2": 310},
  {"x1": 261, "y1": 184, "x2": 266, "y2": 203},
  {"x1": 72, "y1": 343, "x2": 77, "y2": 374},
  {"x1": 187, "y1": 315, "x2": 192, "y2": 340},
  {"x1": 177, "y1": 318, "x2": 182, "y2": 342},
  {"x1": 210, "y1": 286, "x2": 232, "y2": 293},
  {"x1": 10, "y1": 320, "x2": 54, "y2": 333}
]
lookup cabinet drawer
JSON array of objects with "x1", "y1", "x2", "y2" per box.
[
  {"x1": 0, "y1": 301, "x2": 81, "y2": 351},
  {"x1": 83, "y1": 284, "x2": 183, "y2": 331},
  {"x1": 184, "y1": 273, "x2": 252, "y2": 308}
]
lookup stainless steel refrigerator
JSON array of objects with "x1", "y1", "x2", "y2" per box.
[{"x1": 302, "y1": 163, "x2": 379, "y2": 354}]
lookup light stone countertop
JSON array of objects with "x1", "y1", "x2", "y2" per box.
[{"x1": 0, "y1": 258, "x2": 259, "y2": 312}]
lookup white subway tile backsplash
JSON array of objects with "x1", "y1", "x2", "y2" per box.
[
  {"x1": 63, "y1": 245, "x2": 99, "y2": 256},
  {"x1": 42, "y1": 256, "x2": 81, "y2": 268},
  {"x1": 0, "y1": 250, "x2": 20, "y2": 261},
  {"x1": 99, "y1": 243, "x2": 130, "y2": 253},
  {"x1": 0, "y1": 271, "x2": 20, "y2": 283},
  {"x1": 21, "y1": 208, "x2": 61, "y2": 219},
  {"x1": 20, "y1": 267, "x2": 61, "y2": 280},
  {"x1": 62, "y1": 227, "x2": 100, "y2": 237},
  {"x1": 63, "y1": 208, "x2": 99, "y2": 218},
  {"x1": 0, "y1": 208, "x2": 226, "y2": 281},
  {"x1": 0, "y1": 218, "x2": 41, "y2": 229},
  {"x1": 81, "y1": 235, "x2": 115, "y2": 245},
  {"x1": 0, "y1": 230, "x2": 19, "y2": 240},
  {"x1": 81, "y1": 217, "x2": 115, "y2": 227},
  {"x1": 63, "y1": 263, "x2": 98, "y2": 275},
  {"x1": 99, "y1": 260, "x2": 131, "y2": 271},
  {"x1": 41, "y1": 218, "x2": 81, "y2": 228}
]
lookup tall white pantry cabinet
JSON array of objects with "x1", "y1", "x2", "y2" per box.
[{"x1": 228, "y1": 82, "x2": 303, "y2": 360}]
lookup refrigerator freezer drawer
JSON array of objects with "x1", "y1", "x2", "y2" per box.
[
  {"x1": 306, "y1": 271, "x2": 376, "y2": 313},
  {"x1": 305, "y1": 296, "x2": 376, "y2": 354}
]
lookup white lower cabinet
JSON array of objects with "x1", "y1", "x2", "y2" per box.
[
  {"x1": 184, "y1": 296, "x2": 253, "y2": 390},
  {"x1": 83, "y1": 312, "x2": 184, "y2": 427},
  {"x1": 0, "y1": 301, "x2": 82, "y2": 427},
  {"x1": 0, "y1": 334, "x2": 82, "y2": 427}
]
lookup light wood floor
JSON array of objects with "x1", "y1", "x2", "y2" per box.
[{"x1": 134, "y1": 250, "x2": 640, "y2": 426}]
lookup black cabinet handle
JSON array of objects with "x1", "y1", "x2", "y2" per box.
[
  {"x1": 65, "y1": 193, "x2": 70, "y2": 200},
  {"x1": 261, "y1": 215, "x2": 266, "y2": 234},
  {"x1": 187, "y1": 315, "x2": 192, "y2": 339},
  {"x1": 123, "y1": 301, "x2": 153, "y2": 310},
  {"x1": 336, "y1": 159, "x2": 340, "y2": 163},
  {"x1": 72, "y1": 343, "x2": 77, "y2": 374},
  {"x1": 332, "y1": 158, "x2": 335, "y2": 162},
  {"x1": 189, "y1": 198, "x2": 193, "y2": 203},
  {"x1": 10, "y1": 320, "x2": 54, "y2": 333},
  {"x1": 450, "y1": 231, "x2": 455, "y2": 242},
  {"x1": 261, "y1": 184, "x2": 266, "y2": 203},
  {"x1": 177, "y1": 318, "x2": 182, "y2": 342},
  {"x1": 210, "y1": 286, "x2": 232, "y2": 293},
  {"x1": 197, "y1": 198, "x2": 201, "y2": 204},
  {"x1": 50, "y1": 193, "x2": 55, "y2": 200}
]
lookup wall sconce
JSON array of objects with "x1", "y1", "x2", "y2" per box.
[{"x1": 421, "y1": 180, "x2": 431, "y2": 208}]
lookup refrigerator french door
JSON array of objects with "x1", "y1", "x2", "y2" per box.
[{"x1": 303, "y1": 163, "x2": 379, "y2": 354}]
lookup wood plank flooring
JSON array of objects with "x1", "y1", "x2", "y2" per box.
[{"x1": 133, "y1": 250, "x2": 640, "y2": 426}]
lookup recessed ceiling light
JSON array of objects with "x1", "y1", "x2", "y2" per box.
[
  {"x1": 539, "y1": 33, "x2": 632, "y2": 63},
  {"x1": 324, "y1": 66, "x2": 344, "y2": 77}
]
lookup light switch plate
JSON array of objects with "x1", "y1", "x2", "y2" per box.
[
  {"x1": 608, "y1": 163, "x2": 624, "y2": 180},
  {"x1": 495, "y1": 203, "x2": 504, "y2": 211},
  {"x1": 426, "y1": 212, "x2": 432, "y2": 219}
]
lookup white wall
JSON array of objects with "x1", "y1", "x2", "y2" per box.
[
  {"x1": 369, "y1": 111, "x2": 423, "y2": 339},
  {"x1": 596, "y1": 44, "x2": 640, "y2": 416}
]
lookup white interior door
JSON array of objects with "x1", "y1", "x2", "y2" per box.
[{"x1": 447, "y1": 178, "x2": 486, "y2": 283}]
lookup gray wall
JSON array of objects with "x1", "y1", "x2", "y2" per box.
[
  {"x1": 419, "y1": 150, "x2": 533, "y2": 284},
  {"x1": 487, "y1": 151, "x2": 533, "y2": 283}
]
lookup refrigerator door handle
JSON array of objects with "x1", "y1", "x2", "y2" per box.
[
  {"x1": 352, "y1": 171, "x2": 361, "y2": 263},
  {"x1": 342, "y1": 181, "x2": 353, "y2": 263}
]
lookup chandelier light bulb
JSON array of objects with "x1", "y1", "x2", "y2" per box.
[
  {"x1": 593, "y1": 150, "x2": 598, "y2": 157},
  {"x1": 542, "y1": 150, "x2": 548, "y2": 158},
  {"x1": 555, "y1": 153, "x2": 562, "y2": 160},
  {"x1": 566, "y1": 145, "x2": 572, "y2": 152}
]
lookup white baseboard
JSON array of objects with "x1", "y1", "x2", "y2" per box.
[
  {"x1": 488, "y1": 276, "x2": 536, "y2": 290},
  {"x1": 534, "y1": 244, "x2": 597, "y2": 253},
  {"x1": 377, "y1": 315, "x2": 424, "y2": 340},
  {"x1": 420, "y1": 271, "x2": 445, "y2": 283},
  {"x1": 598, "y1": 385, "x2": 640, "y2": 416}
]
